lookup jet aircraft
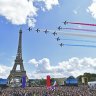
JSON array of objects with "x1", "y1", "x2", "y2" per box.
[
  {"x1": 59, "y1": 43, "x2": 64, "y2": 47},
  {"x1": 36, "y1": 28, "x2": 40, "y2": 32},
  {"x1": 52, "y1": 32, "x2": 57, "y2": 36},
  {"x1": 63, "y1": 21, "x2": 68, "y2": 25},
  {"x1": 56, "y1": 37, "x2": 60, "y2": 41},
  {"x1": 44, "y1": 29, "x2": 49, "y2": 34},
  {"x1": 58, "y1": 26, "x2": 62, "y2": 30},
  {"x1": 28, "y1": 27, "x2": 32, "y2": 31}
]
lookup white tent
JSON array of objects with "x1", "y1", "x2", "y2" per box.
[{"x1": 88, "y1": 81, "x2": 96, "y2": 89}]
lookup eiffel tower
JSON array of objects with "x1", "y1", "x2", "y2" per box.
[{"x1": 8, "y1": 29, "x2": 28, "y2": 86}]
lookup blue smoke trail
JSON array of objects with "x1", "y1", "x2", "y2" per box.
[
  {"x1": 61, "y1": 38, "x2": 96, "y2": 43},
  {"x1": 64, "y1": 44, "x2": 96, "y2": 48}
]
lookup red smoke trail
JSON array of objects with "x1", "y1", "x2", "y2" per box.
[
  {"x1": 67, "y1": 22, "x2": 96, "y2": 26},
  {"x1": 63, "y1": 28, "x2": 96, "y2": 32}
]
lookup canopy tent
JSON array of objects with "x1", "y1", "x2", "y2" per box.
[
  {"x1": 0, "y1": 79, "x2": 8, "y2": 85},
  {"x1": 65, "y1": 76, "x2": 78, "y2": 86}
]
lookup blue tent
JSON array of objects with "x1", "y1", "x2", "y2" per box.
[
  {"x1": 0, "y1": 78, "x2": 8, "y2": 85},
  {"x1": 65, "y1": 76, "x2": 78, "y2": 86},
  {"x1": 0, "y1": 78, "x2": 8, "y2": 88}
]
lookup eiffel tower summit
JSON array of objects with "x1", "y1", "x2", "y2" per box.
[{"x1": 8, "y1": 29, "x2": 28, "y2": 87}]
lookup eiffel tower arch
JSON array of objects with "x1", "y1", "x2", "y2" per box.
[{"x1": 8, "y1": 29, "x2": 28, "y2": 87}]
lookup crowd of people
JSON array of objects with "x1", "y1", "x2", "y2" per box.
[{"x1": 0, "y1": 85, "x2": 96, "y2": 96}]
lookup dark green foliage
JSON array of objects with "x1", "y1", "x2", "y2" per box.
[
  {"x1": 77, "y1": 73, "x2": 96, "y2": 84},
  {"x1": 40, "y1": 78, "x2": 46, "y2": 85}
]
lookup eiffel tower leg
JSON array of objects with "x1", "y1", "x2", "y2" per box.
[
  {"x1": 12, "y1": 63, "x2": 17, "y2": 71},
  {"x1": 20, "y1": 63, "x2": 24, "y2": 71}
]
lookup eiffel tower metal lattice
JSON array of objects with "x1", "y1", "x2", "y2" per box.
[{"x1": 8, "y1": 29, "x2": 28, "y2": 86}]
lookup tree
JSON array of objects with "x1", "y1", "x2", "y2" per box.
[{"x1": 40, "y1": 78, "x2": 46, "y2": 85}]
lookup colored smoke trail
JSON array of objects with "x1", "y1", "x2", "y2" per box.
[
  {"x1": 63, "y1": 28, "x2": 96, "y2": 32},
  {"x1": 61, "y1": 38, "x2": 96, "y2": 43},
  {"x1": 40, "y1": 29, "x2": 96, "y2": 38},
  {"x1": 60, "y1": 32, "x2": 96, "y2": 38},
  {"x1": 67, "y1": 22, "x2": 96, "y2": 26},
  {"x1": 64, "y1": 44, "x2": 96, "y2": 48}
]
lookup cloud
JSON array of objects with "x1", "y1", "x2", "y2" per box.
[
  {"x1": 73, "y1": 7, "x2": 81, "y2": 15},
  {"x1": 0, "y1": 64, "x2": 11, "y2": 78},
  {"x1": 73, "y1": 10, "x2": 78, "y2": 14},
  {"x1": 36, "y1": 0, "x2": 59, "y2": 10},
  {"x1": 28, "y1": 72, "x2": 65, "y2": 79},
  {"x1": 44, "y1": 0, "x2": 59, "y2": 10},
  {"x1": 87, "y1": 0, "x2": 96, "y2": 19},
  {"x1": 41, "y1": 0, "x2": 59, "y2": 10},
  {"x1": 29, "y1": 57, "x2": 96, "y2": 78},
  {"x1": 1, "y1": 57, "x2": 96, "y2": 79},
  {"x1": 28, "y1": 58, "x2": 38, "y2": 67},
  {"x1": 29, "y1": 58, "x2": 51, "y2": 73},
  {"x1": 0, "y1": 0, "x2": 37, "y2": 27},
  {"x1": 0, "y1": 0, "x2": 59, "y2": 27}
]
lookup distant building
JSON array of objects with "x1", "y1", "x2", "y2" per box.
[
  {"x1": 65, "y1": 76, "x2": 78, "y2": 86},
  {"x1": 82, "y1": 77, "x2": 88, "y2": 85}
]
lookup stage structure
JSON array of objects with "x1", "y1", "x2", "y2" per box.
[
  {"x1": 8, "y1": 29, "x2": 28, "y2": 87},
  {"x1": 46, "y1": 75, "x2": 51, "y2": 87}
]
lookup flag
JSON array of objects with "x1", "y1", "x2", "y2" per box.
[{"x1": 22, "y1": 75, "x2": 26, "y2": 88}]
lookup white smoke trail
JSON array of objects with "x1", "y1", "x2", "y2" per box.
[{"x1": 40, "y1": 29, "x2": 96, "y2": 38}]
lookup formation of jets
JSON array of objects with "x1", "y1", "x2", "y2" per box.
[
  {"x1": 27, "y1": 21, "x2": 68, "y2": 47},
  {"x1": 27, "y1": 27, "x2": 64, "y2": 47}
]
